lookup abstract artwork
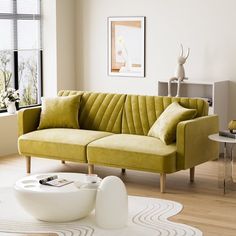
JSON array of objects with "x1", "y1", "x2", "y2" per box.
[{"x1": 108, "y1": 16, "x2": 145, "y2": 77}]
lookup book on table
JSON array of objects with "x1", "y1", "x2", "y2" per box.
[
  {"x1": 39, "y1": 175, "x2": 73, "y2": 187},
  {"x1": 219, "y1": 130, "x2": 236, "y2": 139}
]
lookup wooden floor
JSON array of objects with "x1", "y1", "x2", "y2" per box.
[{"x1": 0, "y1": 154, "x2": 236, "y2": 236}]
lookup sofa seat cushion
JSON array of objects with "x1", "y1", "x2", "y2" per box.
[
  {"x1": 87, "y1": 134, "x2": 177, "y2": 173},
  {"x1": 18, "y1": 128, "x2": 113, "y2": 162}
]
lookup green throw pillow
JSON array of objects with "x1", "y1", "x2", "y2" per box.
[
  {"x1": 38, "y1": 95, "x2": 81, "y2": 130},
  {"x1": 148, "y1": 102, "x2": 197, "y2": 145}
]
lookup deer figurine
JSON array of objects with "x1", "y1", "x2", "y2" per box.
[{"x1": 168, "y1": 44, "x2": 190, "y2": 97}]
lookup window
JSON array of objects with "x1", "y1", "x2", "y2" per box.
[{"x1": 0, "y1": 0, "x2": 42, "y2": 112}]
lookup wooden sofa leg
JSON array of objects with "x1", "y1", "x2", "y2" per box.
[
  {"x1": 26, "y1": 156, "x2": 31, "y2": 174},
  {"x1": 121, "y1": 168, "x2": 126, "y2": 174},
  {"x1": 190, "y1": 167, "x2": 195, "y2": 182},
  {"x1": 160, "y1": 173, "x2": 166, "y2": 193},
  {"x1": 61, "y1": 160, "x2": 65, "y2": 164},
  {"x1": 88, "y1": 164, "x2": 94, "y2": 174}
]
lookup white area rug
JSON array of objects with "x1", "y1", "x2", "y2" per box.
[{"x1": 0, "y1": 187, "x2": 202, "y2": 236}]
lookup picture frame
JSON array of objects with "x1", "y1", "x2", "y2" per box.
[{"x1": 108, "y1": 16, "x2": 146, "y2": 77}]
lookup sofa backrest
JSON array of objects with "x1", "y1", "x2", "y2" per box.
[
  {"x1": 58, "y1": 90, "x2": 126, "y2": 133},
  {"x1": 122, "y1": 95, "x2": 208, "y2": 135},
  {"x1": 58, "y1": 90, "x2": 208, "y2": 135}
]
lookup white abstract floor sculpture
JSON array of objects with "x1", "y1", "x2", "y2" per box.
[{"x1": 0, "y1": 187, "x2": 202, "y2": 236}]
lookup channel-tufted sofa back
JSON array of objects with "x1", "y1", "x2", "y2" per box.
[
  {"x1": 58, "y1": 90, "x2": 126, "y2": 133},
  {"x1": 58, "y1": 90, "x2": 208, "y2": 135},
  {"x1": 122, "y1": 95, "x2": 208, "y2": 135}
]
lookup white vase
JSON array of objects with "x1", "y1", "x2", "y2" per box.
[
  {"x1": 7, "y1": 102, "x2": 16, "y2": 114},
  {"x1": 95, "y1": 176, "x2": 128, "y2": 229}
]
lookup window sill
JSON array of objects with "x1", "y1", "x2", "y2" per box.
[{"x1": 0, "y1": 112, "x2": 18, "y2": 118}]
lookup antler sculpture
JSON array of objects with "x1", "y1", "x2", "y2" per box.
[{"x1": 168, "y1": 44, "x2": 190, "y2": 97}]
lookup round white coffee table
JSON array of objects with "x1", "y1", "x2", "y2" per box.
[{"x1": 14, "y1": 172, "x2": 100, "y2": 222}]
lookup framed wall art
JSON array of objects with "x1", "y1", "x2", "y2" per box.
[{"x1": 108, "y1": 16, "x2": 145, "y2": 77}]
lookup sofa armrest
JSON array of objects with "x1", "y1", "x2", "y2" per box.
[
  {"x1": 18, "y1": 107, "x2": 41, "y2": 137},
  {"x1": 176, "y1": 115, "x2": 219, "y2": 170}
]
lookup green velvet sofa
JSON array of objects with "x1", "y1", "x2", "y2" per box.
[{"x1": 18, "y1": 90, "x2": 219, "y2": 192}]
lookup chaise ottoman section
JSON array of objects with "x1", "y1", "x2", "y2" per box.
[
  {"x1": 87, "y1": 134, "x2": 177, "y2": 173},
  {"x1": 18, "y1": 128, "x2": 113, "y2": 162}
]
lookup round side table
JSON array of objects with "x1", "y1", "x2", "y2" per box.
[{"x1": 209, "y1": 134, "x2": 236, "y2": 194}]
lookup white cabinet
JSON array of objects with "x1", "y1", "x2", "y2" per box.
[{"x1": 157, "y1": 80, "x2": 229, "y2": 130}]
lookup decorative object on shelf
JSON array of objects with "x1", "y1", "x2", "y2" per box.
[
  {"x1": 95, "y1": 176, "x2": 128, "y2": 229},
  {"x1": 168, "y1": 44, "x2": 190, "y2": 97},
  {"x1": 108, "y1": 16, "x2": 145, "y2": 77},
  {"x1": 0, "y1": 87, "x2": 20, "y2": 114},
  {"x1": 228, "y1": 120, "x2": 236, "y2": 133},
  {"x1": 204, "y1": 97, "x2": 212, "y2": 107}
]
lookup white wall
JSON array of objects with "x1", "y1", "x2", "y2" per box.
[
  {"x1": 56, "y1": 0, "x2": 76, "y2": 91},
  {"x1": 0, "y1": 114, "x2": 18, "y2": 156},
  {"x1": 41, "y1": 0, "x2": 57, "y2": 97},
  {"x1": 75, "y1": 0, "x2": 236, "y2": 119},
  {"x1": 42, "y1": 0, "x2": 76, "y2": 97}
]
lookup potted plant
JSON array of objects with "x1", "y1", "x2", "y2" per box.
[{"x1": 0, "y1": 88, "x2": 20, "y2": 114}]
